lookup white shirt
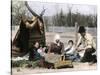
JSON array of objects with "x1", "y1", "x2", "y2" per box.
[
  {"x1": 76, "y1": 33, "x2": 96, "y2": 49},
  {"x1": 64, "y1": 45, "x2": 75, "y2": 54},
  {"x1": 76, "y1": 33, "x2": 96, "y2": 57}
]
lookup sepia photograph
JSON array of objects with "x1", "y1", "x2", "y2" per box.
[{"x1": 11, "y1": 0, "x2": 97, "y2": 74}]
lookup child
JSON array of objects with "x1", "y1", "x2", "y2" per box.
[
  {"x1": 64, "y1": 40, "x2": 80, "y2": 61},
  {"x1": 37, "y1": 45, "x2": 46, "y2": 56}
]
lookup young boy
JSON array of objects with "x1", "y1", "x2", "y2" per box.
[{"x1": 64, "y1": 40, "x2": 80, "y2": 61}]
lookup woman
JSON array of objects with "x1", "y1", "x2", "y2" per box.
[
  {"x1": 29, "y1": 42, "x2": 54, "y2": 68},
  {"x1": 29, "y1": 42, "x2": 43, "y2": 61}
]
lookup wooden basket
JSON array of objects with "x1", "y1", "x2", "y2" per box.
[{"x1": 54, "y1": 55, "x2": 73, "y2": 69}]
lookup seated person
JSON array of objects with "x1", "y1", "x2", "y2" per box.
[
  {"x1": 29, "y1": 42, "x2": 43, "y2": 61},
  {"x1": 29, "y1": 42, "x2": 54, "y2": 68},
  {"x1": 37, "y1": 45, "x2": 46, "y2": 57},
  {"x1": 48, "y1": 34, "x2": 64, "y2": 54},
  {"x1": 76, "y1": 26, "x2": 97, "y2": 63},
  {"x1": 64, "y1": 40, "x2": 80, "y2": 61}
]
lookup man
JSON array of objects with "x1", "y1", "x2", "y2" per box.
[
  {"x1": 76, "y1": 26, "x2": 97, "y2": 63},
  {"x1": 48, "y1": 34, "x2": 64, "y2": 54}
]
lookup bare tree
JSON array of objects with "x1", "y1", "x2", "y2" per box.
[{"x1": 11, "y1": 0, "x2": 27, "y2": 25}]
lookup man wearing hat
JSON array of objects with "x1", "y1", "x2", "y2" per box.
[{"x1": 76, "y1": 26, "x2": 97, "y2": 63}]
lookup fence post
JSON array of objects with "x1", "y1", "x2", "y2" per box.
[{"x1": 75, "y1": 22, "x2": 78, "y2": 45}]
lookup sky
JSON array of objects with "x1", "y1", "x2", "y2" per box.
[{"x1": 28, "y1": 1, "x2": 97, "y2": 16}]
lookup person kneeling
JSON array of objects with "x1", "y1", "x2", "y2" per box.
[{"x1": 76, "y1": 26, "x2": 97, "y2": 63}]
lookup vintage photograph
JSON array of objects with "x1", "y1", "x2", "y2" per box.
[{"x1": 11, "y1": 0, "x2": 97, "y2": 74}]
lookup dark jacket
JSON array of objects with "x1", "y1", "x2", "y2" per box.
[
  {"x1": 48, "y1": 42, "x2": 64, "y2": 54},
  {"x1": 29, "y1": 47, "x2": 42, "y2": 61}
]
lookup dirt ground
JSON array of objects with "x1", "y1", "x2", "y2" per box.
[
  {"x1": 11, "y1": 32, "x2": 97, "y2": 75},
  {"x1": 12, "y1": 62, "x2": 97, "y2": 75}
]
